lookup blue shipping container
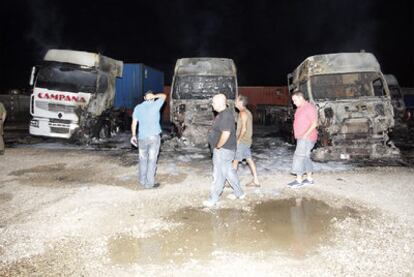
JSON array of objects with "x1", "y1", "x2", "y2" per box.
[
  {"x1": 404, "y1": 95, "x2": 414, "y2": 109},
  {"x1": 114, "y1": 64, "x2": 164, "y2": 110}
]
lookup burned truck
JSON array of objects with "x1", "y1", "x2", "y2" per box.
[
  {"x1": 384, "y1": 74, "x2": 406, "y2": 127},
  {"x1": 29, "y1": 49, "x2": 123, "y2": 141},
  {"x1": 288, "y1": 52, "x2": 400, "y2": 161},
  {"x1": 170, "y1": 58, "x2": 238, "y2": 145}
]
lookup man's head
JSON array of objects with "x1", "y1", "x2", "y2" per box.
[
  {"x1": 291, "y1": 91, "x2": 306, "y2": 108},
  {"x1": 212, "y1": 93, "x2": 227, "y2": 112},
  {"x1": 236, "y1": 95, "x2": 248, "y2": 111},
  {"x1": 144, "y1": 90, "x2": 154, "y2": 101}
]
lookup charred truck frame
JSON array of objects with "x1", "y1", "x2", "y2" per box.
[
  {"x1": 29, "y1": 49, "x2": 123, "y2": 141},
  {"x1": 384, "y1": 74, "x2": 406, "y2": 127},
  {"x1": 170, "y1": 58, "x2": 238, "y2": 145},
  {"x1": 288, "y1": 52, "x2": 400, "y2": 161}
]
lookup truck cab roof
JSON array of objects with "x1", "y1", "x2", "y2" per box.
[
  {"x1": 292, "y1": 52, "x2": 381, "y2": 83},
  {"x1": 174, "y1": 58, "x2": 236, "y2": 76}
]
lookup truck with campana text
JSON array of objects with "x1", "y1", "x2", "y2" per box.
[{"x1": 29, "y1": 49, "x2": 124, "y2": 141}]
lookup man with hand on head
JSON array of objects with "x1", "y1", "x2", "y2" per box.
[{"x1": 131, "y1": 91, "x2": 166, "y2": 189}]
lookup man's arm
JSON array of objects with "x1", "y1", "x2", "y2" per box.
[
  {"x1": 131, "y1": 118, "x2": 138, "y2": 140},
  {"x1": 216, "y1": 131, "x2": 231, "y2": 149},
  {"x1": 146, "y1": 92, "x2": 166, "y2": 101},
  {"x1": 236, "y1": 112, "x2": 248, "y2": 144},
  {"x1": 146, "y1": 93, "x2": 167, "y2": 110}
]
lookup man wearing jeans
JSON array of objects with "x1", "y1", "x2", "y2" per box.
[
  {"x1": 131, "y1": 91, "x2": 166, "y2": 189},
  {"x1": 203, "y1": 94, "x2": 245, "y2": 207},
  {"x1": 288, "y1": 91, "x2": 318, "y2": 187},
  {"x1": 0, "y1": 102, "x2": 7, "y2": 155}
]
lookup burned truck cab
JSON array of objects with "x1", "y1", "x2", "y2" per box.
[
  {"x1": 170, "y1": 58, "x2": 237, "y2": 145},
  {"x1": 384, "y1": 74, "x2": 406, "y2": 127},
  {"x1": 29, "y1": 49, "x2": 123, "y2": 141},
  {"x1": 288, "y1": 52, "x2": 400, "y2": 161}
]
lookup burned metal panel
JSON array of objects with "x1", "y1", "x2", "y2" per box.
[
  {"x1": 174, "y1": 58, "x2": 236, "y2": 76},
  {"x1": 171, "y1": 99, "x2": 236, "y2": 146},
  {"x1": 172, "y1": 75, "x2": 236, "y2": 100},
  {"x1": 292, "y1": 53, "x2": 382, "y2": 90},
  {"x1": 0, "y1": 90, "x2": 30, "y2": 123},
  {"x1": 384, "y1": 74, "x2": 406, "y2": 125}
]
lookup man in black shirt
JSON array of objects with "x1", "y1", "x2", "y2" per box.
[{"x1": 203, "y1": 94, "x2": 245, "y2": 207}]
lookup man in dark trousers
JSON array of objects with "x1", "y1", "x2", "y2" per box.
[
  {"x1": 203, "y1": 93, "x2": 245, "y2": 207},
  {"x1": 131, "y1": 91, "x2": 166, "y2": 189},
  {"x1": 0, "y1": 102, "x2": 6, "y2": 155}
]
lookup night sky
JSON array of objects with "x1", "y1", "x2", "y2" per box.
[{"x1": 1, "y1": 0, "x2": 413, "y2": 91}]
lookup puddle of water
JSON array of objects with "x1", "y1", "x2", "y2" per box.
[
  {"x1": 0, "y1": 192, "x2": 13, "y2": 204},
  {"x1": 9, "y1": 163, "x2": 67, "y2": 176},
  {"x1": 108, "y1": 198, "x2": 359, "y2": 265}
]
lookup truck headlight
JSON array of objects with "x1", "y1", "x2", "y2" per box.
[{"x1": 30, "y1": 119, "x2": 39, "y2": 128}]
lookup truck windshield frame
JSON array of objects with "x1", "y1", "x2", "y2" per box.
[
  {"x1": 35, "y1": 63, "x2": 98, "y2": 93},
  {"x1": 310, "y1": 72, "x2": 385, "y2": 100},
  {"x1": 172, "y1": 75, "x2": 236, "y2": 100}
]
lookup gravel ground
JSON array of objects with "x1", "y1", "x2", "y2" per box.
[{"x1": 0, "y1": 145, "x2": 413, "y2": 276}]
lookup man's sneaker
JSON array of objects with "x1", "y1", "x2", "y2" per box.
[
  {"x1": 203, "y1": 199, "x2": 216, "y2": 207},
  {"x1": 246, "y1": 180, "x2": 261, "y2": 187},
  {"x1": 302, "y1": 178, "x2": 314, "y2": 185},
  {"x1": 287, "y1": 180, "x2": 303, "y2": 188},
  {"x1": 227, "y1": 194, "x2": 237, "y2": 200},
  {"x1": 227, "y1": 193, "x2": 246, "y2": 200},
  {"x1": 145, "y1": 183, "x2": 161, "y2": 189}
]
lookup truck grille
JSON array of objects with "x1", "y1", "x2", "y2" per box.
[
  {"x1": 48, "y1": 103, "x2": 75, "y2": 113},
  {"x1": 50, "y1": 118, "x2": 72, "y2": 124},
  {"x1": 50, "y1": 127, "x2": 70, "y2": 134},
  {"x1": 34, "y1": 101, "x2": 75, "y2": 113}
]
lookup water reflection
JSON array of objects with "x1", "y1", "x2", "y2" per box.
[{"x1": 108, "y1": 198, "x2": 358, "y2": 265}]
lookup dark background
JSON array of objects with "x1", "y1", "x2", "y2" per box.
[{"x1": 1, "y1": 0, "x2": 413, "y2": 91}]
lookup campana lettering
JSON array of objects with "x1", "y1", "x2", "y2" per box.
[{"x1": 38, "y1": 92, "x2": 86, "y2": 103}]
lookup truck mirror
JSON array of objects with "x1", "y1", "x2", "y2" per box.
[{"x1": 29, "y1": 66, "x2": 36, "y2": 86}]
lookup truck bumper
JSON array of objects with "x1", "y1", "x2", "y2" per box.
[
  {"x1": 311, "y1": 143, "x2": 401, "y2": 161},
  {"x1": 29, "y1": 117, "x2": 78, "y2": 139}
]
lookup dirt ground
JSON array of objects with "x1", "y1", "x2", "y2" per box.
[{"x1": 0, "y1": 140, "x2": 414, "y2": 276}]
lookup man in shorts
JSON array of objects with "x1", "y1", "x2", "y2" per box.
[
  {"x1": 232, "y1": 95, "x2": 260, "y2": 187},
  {"x1": 288, "y1": 91, "x2": 318, "y2": 187}
]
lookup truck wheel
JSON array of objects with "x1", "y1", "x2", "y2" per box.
[{"x1": 99, "y1": 124, "x2": 110, "y2": 139}]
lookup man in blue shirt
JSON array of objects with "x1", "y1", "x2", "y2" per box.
[{"x1": 131, "y1": 91, "x2": 166, "y2": 189}]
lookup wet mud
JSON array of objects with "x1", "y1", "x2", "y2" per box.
[
  {"x1": 157, "y1": 173, "x2": 188, "y2": 185},
  {"x1": 108, "y1": 197, "x2": 360, "y2": 265},
  {"x1": 7, "y1": 163, "x2": 136, "y2": 189},
  {"x1": 0, "y1": 193, "x2": 13, "y2": 205}
]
